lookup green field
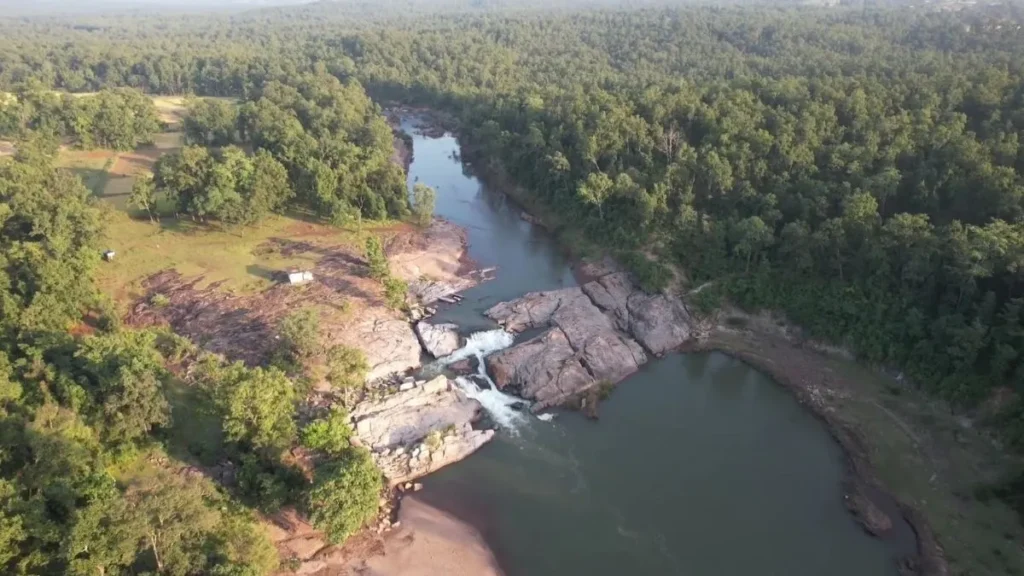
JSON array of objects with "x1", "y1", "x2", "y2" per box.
[{"x1": 96, "y1": 211, "x2": 357, "y2": 301}]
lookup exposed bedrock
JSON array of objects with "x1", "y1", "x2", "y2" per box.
[
  {"x1": 484, "y1": 272, "x2": 694, "y2": 408},
  {"x1": 350, "y1": 375, "x2": 494, "y2": 485}
]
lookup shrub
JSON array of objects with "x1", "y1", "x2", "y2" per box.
[
  {"x1": 300, "y1": 407, "x2": 352, "y2": 455},
  {"x1": 306, "y1": 449, "x2": 381, "y2": 545},
  {"x1": 325, "y1": 345, "x2": 368, "y2": 391},
  {"x1": 364, "y1": 236, "x2": 389, "y2": 281},
  {"x1": 383, "y1": 276, "x2": 408, "y2": 310},
  {"x1": 275, "y1": 308, "x2": 321, "y2": 368},
  {"x1": 236, "y1": 453, "x2": 306, "y2": 512}
]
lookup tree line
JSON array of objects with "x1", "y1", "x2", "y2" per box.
[{"x1": 0, "y1": 87, "x2": 160, "y2": 150}]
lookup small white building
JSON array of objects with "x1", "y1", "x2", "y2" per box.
[{"x1": 288, "y1": 271, "x2": 314, "y2": 284}]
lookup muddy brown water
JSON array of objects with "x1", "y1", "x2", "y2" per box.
[{"x1": 402, "y1": 115, "x2": 910, "y2": 575}]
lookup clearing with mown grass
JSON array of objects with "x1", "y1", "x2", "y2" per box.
[{"x1": 97, "y1": 211, "x2": 365, "y2": 302}]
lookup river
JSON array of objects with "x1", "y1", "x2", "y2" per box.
[{"x1": 401, "y1": 115, "x2": 904, "y2": 575}]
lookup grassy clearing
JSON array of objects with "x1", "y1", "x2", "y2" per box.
[
  {"x1": 96, "y1": 210, "x2": 358, "y2": 303},
  {"x1": 55, "y1": 149, "x2": 116, "y2": 196},
  {"x1": 714, "y1": 330, "x2": 1024, "y2": 576}
]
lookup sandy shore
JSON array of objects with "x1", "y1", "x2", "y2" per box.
[{"x1": 355, "y1": 496, "x2": 503, "y2": 576}]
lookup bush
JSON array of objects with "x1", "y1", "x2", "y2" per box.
[
  {"x1": 275, "y1": 308, "x2": 321, "y2": 368},
  {"x1": 621, "y1": 251, "x2": 670, "y2": 293},
  {"x1": 151, "y1": 293, "x2": 171, "y2": 308},
  {"x1": 236, "y1": 453, "x2": 306, "y2": 512},
  {"x1": 300, "y1": 407, "x2": 352, "y2": 455},
  {"x1": 306, "y1": 448, "x2": 381, "y2": 545},
  {"x1": 689, "y1": 284, "x2": 723, "y2": 317},
  {"x1": 364, "y1": 237, "x2": 389, "y2": 281},
  {"x1": 383, "y1": 276, "x2": 408, "y2": 310}
]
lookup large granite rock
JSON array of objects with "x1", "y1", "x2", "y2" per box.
[
  {"x1": 350, "y1": 317, "x2": 423, "y2": 382},
  {"x1": 415, "y1": 321, "x2": 462, "y2": 358},
  {"x1": 487, "y1": 328, "x2": 594, "y2": 408},
  {"x1": 350, "y1": 375, "x2": 494, "y2": 485},
  {"x1": 582, "y1": 272, "x2": 693, "y2": 355},
  {"x1": 485, "y1": 287, "x2": 646, "y2": 408},
  {"x1": 351, "y1": 375, "x2": 478, "y2": 450},
  {"x1": 375, "y1": 423, "x2": 494, "y2": 486}
]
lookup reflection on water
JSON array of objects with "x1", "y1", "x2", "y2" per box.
[{"x1": 402, "y1": 116, "x2": 903, "y2": 576}]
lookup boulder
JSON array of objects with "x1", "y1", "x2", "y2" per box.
[
  {"x1": 415, "y1": 321, "x2": 462, "y2": 358},
  {"x1": 582, "y1": 272, "x2": 693, "y2": 355},
  {"x1": 449, "y1": 355, "x2": 480, "y2": 375}
]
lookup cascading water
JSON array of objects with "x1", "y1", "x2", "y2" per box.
[{"x1": 434, "y1": 329, "x2": 530, "y2": 430}]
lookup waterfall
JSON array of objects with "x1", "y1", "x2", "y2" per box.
[{"x1": 438, "y1": 329, "x2": 528, "y2": 429}]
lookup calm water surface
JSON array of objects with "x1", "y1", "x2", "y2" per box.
[{"x1": 402, "y1": 117, "x2": 903, "y2": 576}]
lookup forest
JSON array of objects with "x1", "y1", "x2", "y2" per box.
[{"x1": 3, "y1": 1, "x2": 1024, "y2": 574}]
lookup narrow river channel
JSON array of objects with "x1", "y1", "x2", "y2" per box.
[{"x1": 401, "y1": 115, "x2": 904, "y2": 576}]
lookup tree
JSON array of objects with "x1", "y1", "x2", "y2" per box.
[
  {"x1": 184, "y1": 98, "x2": 239, "y2": 146},
  {"x1": 64, "y1": 483, "x2": 142, "y2": 576},
  {"x1": 129, "y1": 175, "x2": 159, "y2": 223},
  {"x1": 578, "y1": 171, "x2": 614, "y2": 220},
  {"x1": 306, "y1": 448, "x2": 381, "y2": 545},
  {"x1": 325, "y1": 345, "x2": 368, "y2": 391},
  {"x1": 242, "y1": 151, "x2": 293, "y2": 224},
  {"x1": 200, "y1": 360, "x2": 297, "y2": 453},
  {"x1": 126, "y1": 469, "x2": 219, "y2": 574},
  {"x1": 383, "y1": 276, "x2": 408, "y2": 311},
  {"x1": 74, "y1": 330, "x2": 171, "y2": 446},
  {"x1": 412, "y1": 183, "x2": 436, "y2": 227},
  {"x1": 731, "y1": 216, "x2": 774, "y2": 272},
  {"x1": 276, "y1": 308, "x2": 321, "y2": 366},
  {"x1": 0, "y1": 151, "x2": 102, "y2": 339}
]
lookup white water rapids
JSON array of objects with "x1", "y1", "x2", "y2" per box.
[{"x1": 432, "y1": 328, "x2": 531, "y2": 430}]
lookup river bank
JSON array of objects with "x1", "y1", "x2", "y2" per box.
[{"x1": 350, "y1": 497, "x2": 503, "y2": 576}]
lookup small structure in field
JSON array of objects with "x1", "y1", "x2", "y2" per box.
[
  {"x1": 287, "y1": 271, "x2": 314, "y2": 285},
  {"x1": 103, "y1": 250, "x2": 116, "y2": 262}
]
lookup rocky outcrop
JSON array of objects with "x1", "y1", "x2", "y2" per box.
[
  {"x1": 582, "y1": 272, "x2": 693, "y2": 355},
  {"x1": 485, "y1": 286, "x2": 647, "y2": 409},
  {"x1": 483, "y1": 271, "x2": 695, "y2": 408},
  {"x1": 352, "y1": 317, "x2": 424, "y2": 382},
  {"x1": 486, "y1": 328, "x2": 595, "y2": 408},
  {"x1": 415, "y1": 322, "x2": 462, "y2": 358},
  {"x1": 375, "y1": 423, "x2": 494, "y2": 486},
  {"x1": 350, "y1": 376, "x2": 494, "y2": 485}
]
